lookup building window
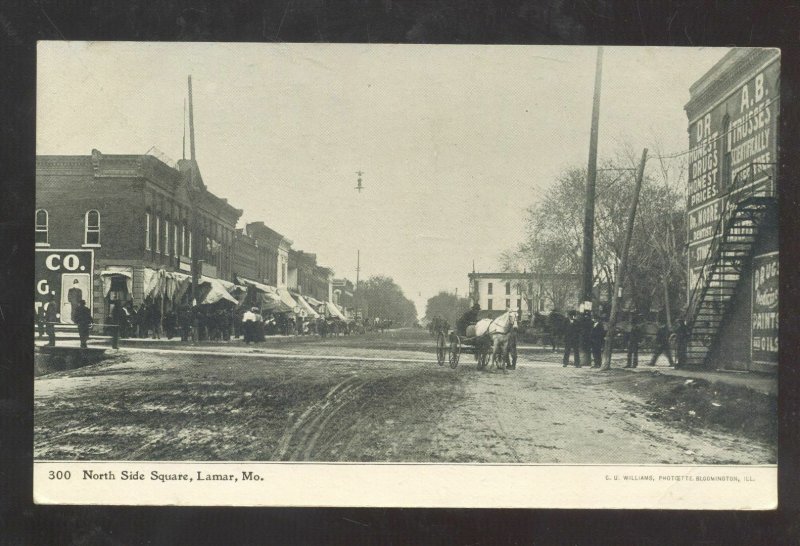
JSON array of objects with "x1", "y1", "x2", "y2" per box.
[
  {"x1": 84, "y1": 210, "x2": 100, "y2": 246},
  {"x1": 35, "y1": 209, "x2": 48, "y2": 245},
  {"x1": 164, "y1": 219, "x2": 170, "y2": 258},
  {"x1": 505, "y1": 282, "x2": 511, "y2": 295},
  {"x1": 173, "y1": 223, "x2": 179, "y2": 258},
  {"x1": 155, "y1": 216, "x2": 161, "y2": 253},
  {"x1": 145, "y1": 211, "x2": 151, "y2": 250},
  {"x1": 506, "y1": 299, "x2": 510, "y2": 309},
  {"x1": 488, "y1": 282, "x2": 493, "y2": 295},
  {"x1": 487, "y1": 299, "x2": 493, "y2": 311},
  {"x1": 188, "y1": 230, "x2": 193, "y2": 259},
  {"x1": 516, "y1": 298, "x2": 521, "y2": 309}
]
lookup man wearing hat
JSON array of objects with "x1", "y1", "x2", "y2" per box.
[
  {"x1": 456, "y1": 301, "x2": 481, "y2": 337},
  {"x1": 562, "y1": 310, "x2": 581, "y2": 368}
]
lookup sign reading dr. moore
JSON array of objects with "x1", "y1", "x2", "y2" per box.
[{"x1": 35, "y1": 249, "x2": 94, "y2": 324}]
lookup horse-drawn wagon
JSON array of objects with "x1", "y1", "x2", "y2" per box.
[{"x1": 435, "y1": 311, "x2": 518, "y2": 370}]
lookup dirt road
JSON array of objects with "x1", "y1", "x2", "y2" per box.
[{"x1": 34, "y1": 330, "x2": 775, "y2": 463}]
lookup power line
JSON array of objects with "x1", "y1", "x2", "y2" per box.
[{"x1": 652, "y1": 95, "x2": 779, "y2": 160}]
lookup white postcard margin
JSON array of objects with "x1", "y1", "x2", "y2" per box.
[{"x1": 34, "y1": 461, "x2": 776, "y2": 509}]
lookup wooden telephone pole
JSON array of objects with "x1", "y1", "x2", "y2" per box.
[
  {"x1": 602, "y1": 149, "x2": 648, "y2": 370},
  {"x1": 580, "y1": 46, "x2": 604, "y2": 365}
]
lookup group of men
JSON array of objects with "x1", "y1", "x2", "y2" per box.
[
  {"x1": 561, "y1": 310, "x2": 689, "y2": 369},
  {"x1": 561, "y1": 310, "x2": 607, "y2": 368},
  {"x1": 39, "y1": 294, "x2": 93, "y2": 348}
]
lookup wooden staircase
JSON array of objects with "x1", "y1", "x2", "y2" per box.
[{"x1": 685, "y1": 170, "x2": 776, "y2": 368}]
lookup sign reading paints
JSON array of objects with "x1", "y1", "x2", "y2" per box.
[
  {"x1": 35, "y1": 249, "x2": 94, "y2": 324},
  {"x1": 751, "y1": 252, "x2": 778, "y2": 364}
]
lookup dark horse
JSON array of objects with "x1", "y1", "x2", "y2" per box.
[{"x1": 532, "y1": 311, "x2": 568, "y2": 352}]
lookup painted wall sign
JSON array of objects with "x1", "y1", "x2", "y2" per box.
[
  {"x1": 687, "y1": 58, "x2": 779, "y2": 274},
  {"x1": 751, "y1": 252, "x2": 778, "y2": 364},
  {"x1": 35, "y1": 249, "x2": 94, "y2": 323}
]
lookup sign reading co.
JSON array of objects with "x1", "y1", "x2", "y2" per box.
[{"x1": 35, "y1": 250, "x2": 94, "y2": 319}]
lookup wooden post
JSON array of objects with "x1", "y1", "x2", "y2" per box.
[{"x1": 602, "y1": 148, "x2": 648, "y2": 370}]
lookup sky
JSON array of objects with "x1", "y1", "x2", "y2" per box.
[{"x1": 37, "y1": 42, "x2": 729, "y2": 318}]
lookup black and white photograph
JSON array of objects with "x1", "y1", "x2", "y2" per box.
[{"x1": 32, "y1": 41, "x2": 778, "y2": 508}]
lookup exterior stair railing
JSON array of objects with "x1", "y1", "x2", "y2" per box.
[{"x1": 683, "y1": 162, "x2": 776, "y2": 368}]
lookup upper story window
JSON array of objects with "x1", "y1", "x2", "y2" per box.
[
  {"x1": 35, "y1": 209, "x2": 49, "y2": 246},
  {"x1": 164, "y1": 218, "x2": 170, "y2": 257},
  {"x1": 173, "y1": 223, "x2": 179, "y2": 258},
  {"x1": 155, "y1": 215, "x2": 161, "y2": 253},
  {"x1": 84, "y1": 210, "x2": 100, "y2": 246},
  {"x1": 145, "y1": 211, "x2": 151, "y2": 250},
  {"x1": 722, "y1": 113, "x2": 732, "y2": 190},
  {"x1": 505, "y1": 282, "x2": 511, "y2": 295},
  {"x1": 487, "y1": 282, "x2": 493, "y2": 295}
]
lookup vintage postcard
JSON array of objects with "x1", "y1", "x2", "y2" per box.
[{"x1": 34, "y1": 42, "x2": 778, "y2": 508}]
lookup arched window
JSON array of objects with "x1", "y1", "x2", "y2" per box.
[
  {"x1": 35, "y1": 209, "x2": 49, "y2": 245},
  {"x1": 84, "y1": 210, "x2": 100, "y2": 245}
]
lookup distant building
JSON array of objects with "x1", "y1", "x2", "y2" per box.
[
  {"x1": 467, "y1": 272, "x2": 581, "y2": 320},
  {"x1": 241, "y1": 221, "x2": 292, "y2": 288},
  {"x1": 35, "y1": 150, "x2": 242, "y2": 324},
  {"x1": 684, "y1": 48, "x2": 778, "y2": 372},
  {"x1": 331, "y1": 278, "x2": 355, "y2": 315}
]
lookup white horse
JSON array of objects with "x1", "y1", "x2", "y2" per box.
[{"x1": 473, "y1": 311, "x2": 518, "y2": 371}]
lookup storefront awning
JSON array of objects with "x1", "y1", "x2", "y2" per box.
[
  {"x1": 325, "y1": 301, "x2": 347, "y2": 321},
  {"x1": 143, "y1": 268, "x2": 192, "y2": 301},
  {"x1": 275, "y1": 288, "x2": 299, "y2": 313},
  {"x1": 295, "y1": 294, "x2": 320, "y2": 318},
  {"x1": 100, "y1": 266, "x2": 133, "y2": 296},
  {"x1": 198, "y1": 275, "x2": 239, "y2": 305}
]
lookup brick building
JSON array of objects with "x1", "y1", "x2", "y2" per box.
[
  {"x1": 468, "y1": 271, "x2": 581, "y2": 320},
  {"x1": 683, "y1": 48, "x2": 779, "y2": 372},
  {"x1": 287, "y1": 249, "x2": 332, "y2": 302},
  {"x1": 243, "y1": 221, "x2": 292, "y2": 288},
  {"x1": 35, "y1": 150, "x2": 242, "y2": 324},
  {"x1": 331, "y1": 278, "x2": 355, "y2": 316}
]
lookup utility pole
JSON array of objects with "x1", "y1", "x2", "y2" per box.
[
  {"x1": 581, "y1": 46, "x2": 604, "y2": 306},
  {"x1": 580, "y1": 46, "x2": 603, "y2": 366},
  {"x1": 602, "y1": 149, "x2": 648, "y2": 370},
  {"x1": 187, "y1": 75, "x2": 200, "y2": 341}
]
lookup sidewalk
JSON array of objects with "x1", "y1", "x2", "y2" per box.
[
  {"x1": 516, "y1": 344, "x2": 777, "y2": 396},
  {"x1": 623, "y1": 364, "x2": 777, "y2": 396}
]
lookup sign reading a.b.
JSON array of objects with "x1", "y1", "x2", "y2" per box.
[{"x1": 35, "y1": 249, "x2": 94, "y2": 323}]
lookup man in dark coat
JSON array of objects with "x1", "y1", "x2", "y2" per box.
[
  {"x1": 37, "y1": 305, "x2": 46, "y2": 337},
  {"x1": 45, "y1": 295, "x2": 59, "y2": 346},
  {"x1": 673, "y1": 319, "x2": 689, "y2": 369},
  {"x1": 624, "y1": 315, "x2": 642, "y2": 368},
  {"x1": 110, "y1": 300, "x2": 124, "y2": 349},
  {"x1": 67, "y1": 279, "x2": 82, "y2": 323},
  {"x1": 562, "y1": 310, "x2": 581, "y2": 368},
  {"x1": 456, "y1": 302, "x2": 481, "y2": 336},
  {"x1": 74, "y1": 299, "x2": 93, "y2": 348},
  {"x1": 590, "y1": 315, "x2": 606, "y2": 368},
  {"x1": 649, "y1": 322, "x2": 675, "y2": 367}
]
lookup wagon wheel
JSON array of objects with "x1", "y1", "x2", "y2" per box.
[
  {"x1": 507, "y1": 334, "x2": 518, "y2": 369},
  {"x1": 436, "y1": 332, "x2": 446, "y2": 366},
  {"x1": 449, "y1": 336, "x2": 461, "y2": 369}
]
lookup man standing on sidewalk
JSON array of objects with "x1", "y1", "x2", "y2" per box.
[
  {"x1": 562, "y1": 310, "x2": 581, "y2": 368},
  {"x1": 624, "y1": 315, "x2": 642, "y2": 368},
  {"x1": 590, "y1": 314, "x2": 605, "y2": 368},
  {"x1": 649, "y1": 321, "x2": 675, "y2": 367},
  {"x1": 74, "y1": 299, "x2": 93, "y2": 348},
  {"x1": 45, "y1": 295, "x2": 59, "y2": 346},
  {"x1": 673, "y1": 319, "x2": 689, "y2": 369}
]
